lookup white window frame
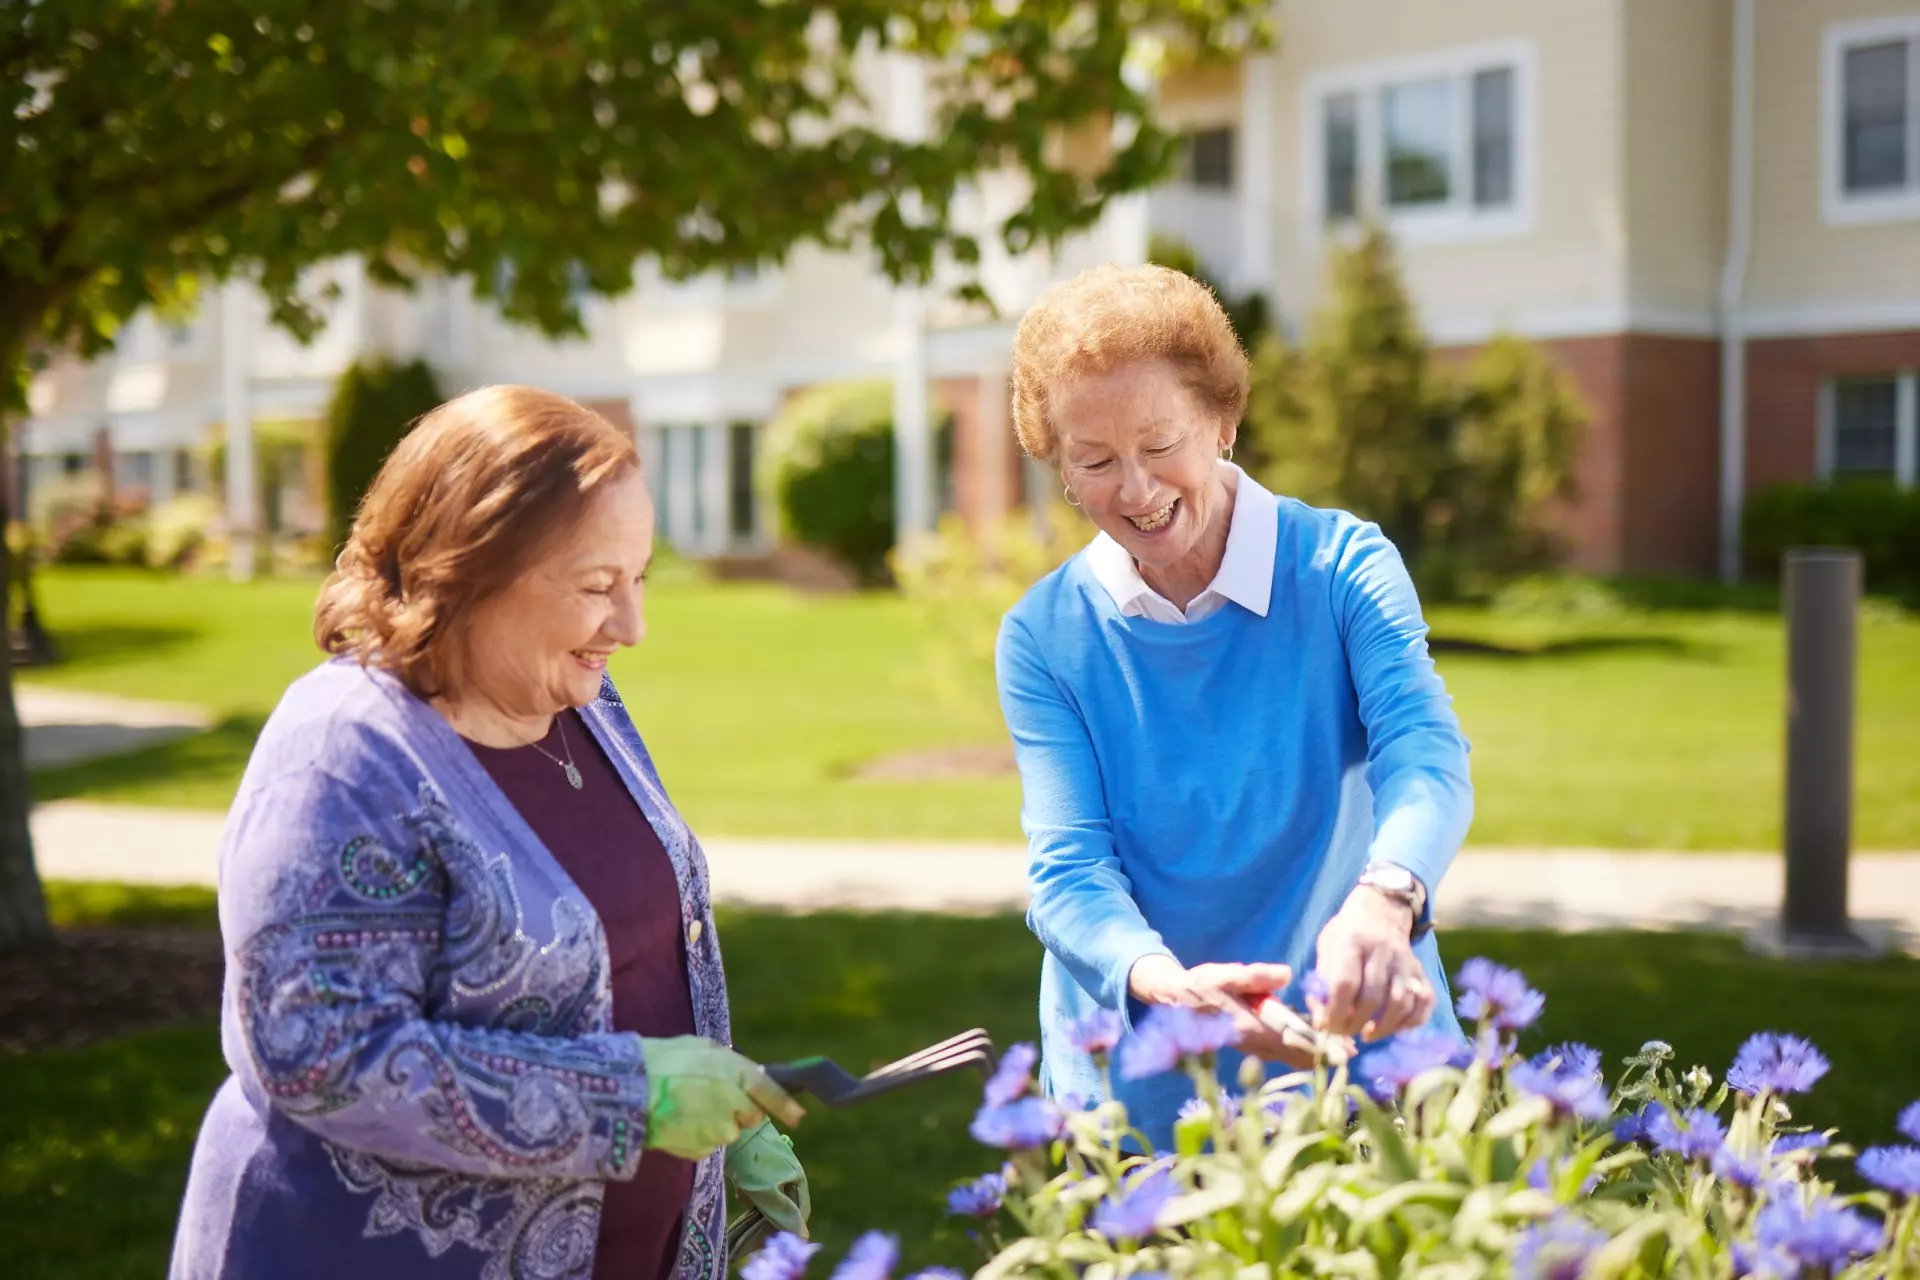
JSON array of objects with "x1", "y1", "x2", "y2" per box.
[
  {"x1": 1302, "y1": 38, "x2": 1537, "y2": 248},
  {"x1": 1821, "y1": 14, "x2": 1920, "y2": 227},
  {"x1": 1817, "y1": 371, "x2": 1919, "y2": 486}
]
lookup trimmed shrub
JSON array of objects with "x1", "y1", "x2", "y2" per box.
[
  {"x1": 1742, "y1": 480, "x2": 1920, "y2": 595},
  {"x1": 323, "y1": 357, "x2": 443, "y2": 555},
  {"x1": 758, "y1": 380, "x2": 898, "y2": 585}
]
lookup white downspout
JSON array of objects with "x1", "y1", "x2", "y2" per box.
[
  {"x1": 888, "y1": 52, "x2": 934, "y2": 555},
  {"x1": 1719, "y1": 0, "x2": 1756, "y2": 584}
]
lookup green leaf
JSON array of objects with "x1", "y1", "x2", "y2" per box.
[
  {"x1": 1349, "y1": 1182, "x2": 1470, "y2": 1229},
  {"x1": 1482, "y1": 1096, "x2": 1553, "y2": 1140},
  {"x1": 1354, "y1": 1097, "x2": 1420, "y2": 1183},
  {"x1": 1271, "y1": 1163, "x2": 1340, "y2": 1227},
  {"x1": 1160, "y1": 1170, "x2": 1248, "y2": 1229},
  {"x1": 1443, "y1": 1063, "x2": 1489, "y2": 1136}
]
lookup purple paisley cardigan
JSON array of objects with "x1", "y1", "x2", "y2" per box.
[{"x1": 170, "y1": 660, "x2": 733, "y2": 1280}]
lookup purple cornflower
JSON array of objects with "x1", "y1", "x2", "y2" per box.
[
  {"x1": 969, "y1": 1096, "x2": 1064, "y2": 1149},
  {"x1": 1730, "y1": 1241, "x2": 1797, "y2": 1280},
  {"x1": 905, "y1": 1272, "x2": 966, "y2": 1280},
  {"x1": 1067, "y1": 1009, "x2": 1125, "y2": 1057},
  {"x1": 1454, "y1": 958, "x2": 1546, "y2": 1031},
  {"x1": 1858, "y1": 1146, "x2": 1920, "y2": 1198},
  {"x1": 1711, "y1": 1143, "x2": 1764, "y2": 1188},
  {"x1": 1613, "y1": 1104, "x2": 1660, "y2": 1145},
  {"x1": 1900, "y1": 1100, "x2": 1920, "y2": 1144},
  {"x1": 945, "y1": 1171, "x2": 1006, "y2": 1218},
  {"x1": 1357, "y1": 1028, "x2": 1472, "y2": 1100},
  {"x1": 1117, "y1": 1007, "x2": 1238, "y2": 1082},
  {"x1": 1511, "y1": 1043, "x2": 1611, "y2": 1122},
  {"x1": 1510, "y1": 1214, "x2": 1609, "y2": 1280},
  {"x1": 1772, "y1": 1131, "x2": 1829, "y2": 1154},
  {"x1": 1175, "y1": 1095, "x2": 1240, "y2": 1127},
  {"x1": 1301, "y1": 971, "x2": 1331, "y2": 1006},
  {"x1": 1754, "y1": 1196, "x2": 1884, "y2": 1271},
  {"x1": 1648, "y1": 1107, "x2": 1728, "y2": 1161},
  {"x1": 743, "y1": 1233, "x2": 822, "y2": 1280},
  {"x1": 1090, "y1": 1167, "x2": 1176, "y2": 1240},
  {"x1": 1726, "y1": 1033, "x2": 1830, "y2": 1097},
  {"x1": 982, "y1": 1043, "x2": 1037, "y2": 1107},
  {"x1": 830, "y1": 1234, "x2": 899, "y2": 1280}
]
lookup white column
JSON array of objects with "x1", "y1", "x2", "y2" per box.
[
  {"x1": 1718, "y1": 0, "x2": 1756, "y2": 583},
  {"x1": 701, "y1": 421, "x2": 731, "y2": 553},
  {"x1": 1896, "y1": 373, "x2": 1918, "y2": 489},
  {"x1": 1237, "y1": 54, "x2": 1278, "y2": 299},
  {"x1": 221, "y1": 280, "x2": 257, "y2": 582},
  {"x1": 889, "y1": 53, "x2": 935, "y2": 550}
]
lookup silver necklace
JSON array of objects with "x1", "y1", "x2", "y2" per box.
[{"x1": 524, "y1": 714, "x2": 583, "y2": 790}]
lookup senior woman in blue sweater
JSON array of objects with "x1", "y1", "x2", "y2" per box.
[{"x1": 996, "y1": 264, "x2": 1473, "y2": 1144}]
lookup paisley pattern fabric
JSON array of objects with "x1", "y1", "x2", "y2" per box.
[{"x1": 169, "y1": 661, "x2": 732, "y2": 1280}]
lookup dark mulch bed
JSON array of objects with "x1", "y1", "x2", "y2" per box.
[{"x1": 0, "y1": 929, "x2": 224, "y2": 1054}]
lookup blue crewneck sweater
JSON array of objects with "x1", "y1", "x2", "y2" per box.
[{"x1": 996, "y1": 497, "x2": 1472, "y2": 1147}]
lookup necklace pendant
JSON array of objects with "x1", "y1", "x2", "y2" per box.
[{"x1": 563, "y1": 762, "x2": 583, "y2": 791}]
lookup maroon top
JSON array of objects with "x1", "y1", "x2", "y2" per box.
[{"x1": 466, "y1": 710, "x2": 699, "y2": 1280}]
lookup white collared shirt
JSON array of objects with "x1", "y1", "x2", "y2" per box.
[{"x1": 1084, "y1": 463, "x2": 1279, "y2": 624}]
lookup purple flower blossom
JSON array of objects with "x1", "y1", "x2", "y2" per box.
[
  {"x1": 1091, "y1": 1167, "x2": 1177, "y2": 1240},
  {"x1": 743, "y1": 1233, "x2": 822, "y2": 1280},
  {"x1": 983, "y1": 1043, "x2": 1037, "y2": 1107},
  {"x1": 1117, "y1": 1007, "x2": 1238, "y2": 1081},
  {"x1": 1648, "y1": 1107, "x2": 1728, "y2": 1161},
  {"x1": 945, "y1": 1171, "x2": 1006, "y2": 1218},
  {"x1": 1613, "y1": 1104, "x2": 1659, "y2": 1144},
  {"x1": 1711, "y1": 1143, "x2": 1764, "y2": 1188},
  {"x1": 1357, "y1": 1028, "x2": 1472, "y2": 1100},
  {"x1": 1067, "y1": 1009, "x2": 1125, "y2": 1056},
  {"x1": 905, "y1": 1272, "x2": 966, "y2": 1280},
  {"x1": 1454, "y1": 958, "x2": 1546, "y2": 1031},
  {"x1": 1754, "y1": 1196, "x2": 1884, "y2": 1271},
  {"x1": 1510, "y1": 1214, "x2": 1609, "y2": 1280},
  {"x1": 1858, "y1": 1146, "x2": 1920, "y2": 1198},
  {"x1": 1301, "y1": 971, "x2": 1331, "y2": 1005},
  {"x1": 1175, "y1": 1095, "x2": 1240, "y2": 1127},
  {"x1": 1900, "y1": 1100, "x2": 1920, "y2": 1144},
  {"x1": 1772, "y1": 1131, "x2": 1828, "y2": 1154},
  {"x1": 969, "y1": 1097, "x2": 1065, "y2": 1149},
  {"x1": 1727, "y1": 1033, "x2": 1830, "y2": 1097},
  {"x1": 1730, "y1": 1241, "x2": 1797, "y2": 1280},
  {"x1": 830, "y1": 1233, "x2": 899, "y2": 1280},
  {"x1": 1511, "y1": 1043, "x2": 1610, "y2": 1122}
]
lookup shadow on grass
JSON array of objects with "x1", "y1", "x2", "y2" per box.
[
  {"x1": 1428, "y1": 633, "x2": 1699, "y2": 660},
  {"x1": 33, "y1": 622, "x2": 203, "y2": 668},
  {"x1": 28, "y1": 714, "x2": 263, "y2": 807}
]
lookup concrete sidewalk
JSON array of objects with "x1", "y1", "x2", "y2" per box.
[{"x1": 27, "y1": 799, "x2": 1920, "y2": 953}]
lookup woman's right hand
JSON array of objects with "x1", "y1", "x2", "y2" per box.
[
  {"x1": 638, "y1": 1037, "x2": 805, "y2": 1160},
  {"x1": 1127, "y1": 955, "x2": 1318, "y2": 1069}
]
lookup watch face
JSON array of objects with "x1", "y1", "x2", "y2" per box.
[{"x1": 1365, "y1": 866, "x2": 1414, "y2": 893}]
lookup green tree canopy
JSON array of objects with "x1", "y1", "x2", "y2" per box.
[{"x1": 0, "y1": 0, "x2": 1271, "y2": 947}]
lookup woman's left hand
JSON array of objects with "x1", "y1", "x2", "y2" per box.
[
  {"x1": 726, "y1": 1119, "x2": 811, "y2": 1239},
  {"x1": 1311, "y1": 888, "x2": 1435, "y2": 1042}
]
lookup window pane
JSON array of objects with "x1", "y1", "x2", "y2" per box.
[
  {"x1": 1843, "y1": 40, "x2": 1910, "y2": 193},
  {"x1": 1832, "y1": 378, "x2": 1900, "y2": 476},
  {"x1": 1384, "y1": 78, "x2": 1455, "y2": 207},
  {"x1": 1472, "y1": 67, "x2": 1515, "y2": 208},
  {"x1": 1188, "y1": 126, "x2": 1235, "y2": 191},
  {"x1": 728, "y1": 421, "x2": 757, "y2": 541},
  {"x1": 1322, "y1": 92, "x2": 1359, "y2": 220}
]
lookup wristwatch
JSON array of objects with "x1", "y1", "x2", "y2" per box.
[{"x1": 1357, "y1": 862, "x2": 1429, "y2": 936}]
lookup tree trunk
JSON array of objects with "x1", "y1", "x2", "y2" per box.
[{"x1": 0, "y1": 432, "x2": 53, "y2": 950}]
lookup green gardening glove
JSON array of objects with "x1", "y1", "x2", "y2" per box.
[
  {"x1": 639, "y1": 1037, "x2": 805, "y2": 1161},
  {"x1": 726, "y1": 1119, "x2": 811, "y2": 1238}
]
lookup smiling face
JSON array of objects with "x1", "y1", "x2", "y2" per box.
[
  {"x1": 454, "y1": 468, "x2": 655, "y2": 721},
  {"x1": 1052, "y1": 359, "x2": 1237, "y2": 578}
]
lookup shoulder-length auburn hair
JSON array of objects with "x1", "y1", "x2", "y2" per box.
[{"x1": 314, "y1": 384, "x2": 639, "y2": 700}]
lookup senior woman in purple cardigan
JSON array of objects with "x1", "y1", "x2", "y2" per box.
[
  {"x1": 997, "y1": 264, "x2": 1475, "y2": 1148},
  {"x1": 171, "y1": 386, "x2": 806, "y2": 1280}
]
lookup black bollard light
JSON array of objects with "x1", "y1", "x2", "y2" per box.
[{"x1": 1749, "y1": 548, "x2": 1879, "y2": 959}]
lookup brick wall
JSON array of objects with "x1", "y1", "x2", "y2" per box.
[
  {"x1": 935, "y1": 374, "x2": 1025, "y2": 534},
  {"x1": 1746, "y1": 329, "x2": 1920, "y2": 492},
  {"x1": 1435, "y1": 334, "x2": 1721, "y2": 576}
]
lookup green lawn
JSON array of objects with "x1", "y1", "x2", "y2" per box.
[
  {"x1": 4, "y1": 882, "x2": 1919, "y2": 1279},
  {"x1": 21, "y1": 566, "x2": 1920, "y2": 849}
]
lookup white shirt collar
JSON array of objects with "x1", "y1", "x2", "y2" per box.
[{"x1": 1085, "y1": 463, "x2": 1278, "y2": 623}]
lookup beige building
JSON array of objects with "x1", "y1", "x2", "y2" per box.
[{"x1": 25, "y1": 1, "x2": 1920, "y2": 578}]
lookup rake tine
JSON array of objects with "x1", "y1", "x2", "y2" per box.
[{"x1": 860, "y1": 1029, "x2": 995, "y2": 1080}]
